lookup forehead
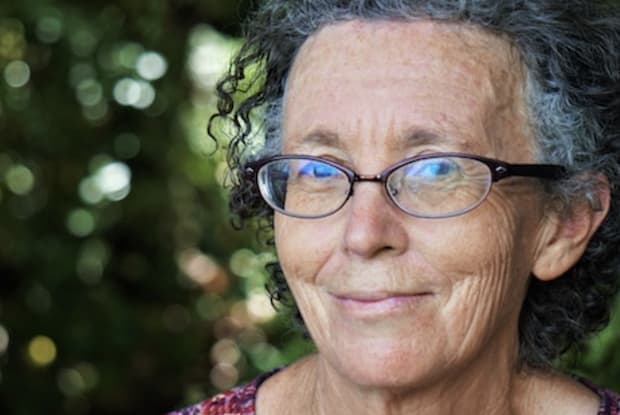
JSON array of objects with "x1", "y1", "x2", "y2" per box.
[
  {"x1": 282, "y1": 19, "x2": 532, "y2": 159},
  {"x1": 290, "y1": 19, "x2": 517, "y2": 79}
]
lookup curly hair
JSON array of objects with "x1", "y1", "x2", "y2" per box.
[{"x1": 209, "y1": 0, "x2": 620, "y2": 369}]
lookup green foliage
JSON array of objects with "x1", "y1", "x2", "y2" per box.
[
  {"x1": 0, "y1": 1, "x2": 308, "y2": 414},
  {"x1": 559, "y1": 297, "x2": 620, "y2": 390}
]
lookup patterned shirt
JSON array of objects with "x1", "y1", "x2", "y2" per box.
[{"x1": 167, "y1": 370, "x2": 620, "y2": 415}]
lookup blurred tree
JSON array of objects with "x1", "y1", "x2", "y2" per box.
[
  {"x1": 0, "y1": 1, "x2": 618, "y2": 414},
  {"x1": 0, "y1": 1, "x2": 309, "y2": 414}
]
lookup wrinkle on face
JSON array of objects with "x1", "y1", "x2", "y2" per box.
[
  {"x1": 275, "y1": 18, "x2": 553, "y2": 403},
  {"x1": 284, "y1": 21, "x2": 533, "y2": 163}
]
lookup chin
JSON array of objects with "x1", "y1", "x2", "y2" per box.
[{"x1": 317, "y1": 333, "x2": 452, "y2": 390}]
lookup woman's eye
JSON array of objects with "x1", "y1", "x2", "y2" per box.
[
  {"x1": 297, "y1": 161, "x2": 340, "y2": 178},
  {"x1": 406, "y1": 159, "x2": 458, "y2": 178}
]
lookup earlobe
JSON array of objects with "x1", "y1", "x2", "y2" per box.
[{"x1": 532, "y1": 177, "x2": 610, "y2": 281}]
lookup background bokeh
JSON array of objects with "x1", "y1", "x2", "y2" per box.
[{"x1": 0, "y1": 1, "x2": 618, "y2": 414}]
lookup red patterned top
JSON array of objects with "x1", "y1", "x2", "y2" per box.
[
  {"x1": 167, "y1": 371, "x2": 620, "y2": 415},
  {"x1": 167, "y1": 369, "x2": 279, "y2": 415}
]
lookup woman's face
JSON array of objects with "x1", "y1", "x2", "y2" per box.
[{"x1": 275, "y1": 20, "x2": 554, "y2": 388}]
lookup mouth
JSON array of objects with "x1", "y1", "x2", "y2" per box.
[{"x1": 329, "y1": 291, "x2": 432, "y2": 319}]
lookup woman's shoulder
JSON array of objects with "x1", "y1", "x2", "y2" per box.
[{"x1": 166, "y1": 368, "x2": 282, "y2": 415}]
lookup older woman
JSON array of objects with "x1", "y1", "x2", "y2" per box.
[{"x1": 170, "y1": 0, "x2": 620, "y2": 414}]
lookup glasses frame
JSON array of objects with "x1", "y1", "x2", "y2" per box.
[{"x1": 245, "y1": 152, "x2": 567, "y2": 219}]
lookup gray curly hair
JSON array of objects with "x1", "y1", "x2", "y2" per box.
[{"x1": 210, "y1": 0, "x2": 620, "y2": 368}]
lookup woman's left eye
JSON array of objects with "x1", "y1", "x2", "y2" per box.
[{"x1": 298, "y1": 161, "x2": 340, "y2": 178}]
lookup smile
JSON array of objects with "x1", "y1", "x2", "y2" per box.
[{"x1": 330, "y1": 291, "x2": 433, "y2": 319}]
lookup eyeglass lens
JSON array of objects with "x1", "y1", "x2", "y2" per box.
[
  {"x1": 257, "y1": 156, "x2": 493, "y2": 218},
  {"x1": 387, "y1": 157, "x2": 491, "y2": 217},
  {"x1": 258, "y1": 159, "x2": 350, "y2": 218}
]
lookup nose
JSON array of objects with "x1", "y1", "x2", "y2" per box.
[{"x1": 342, "y1": 181, "x2": 409, "y2": 259}]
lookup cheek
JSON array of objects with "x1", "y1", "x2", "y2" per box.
[
  {"x1": 422, "y1": 195, "x2": 537, "y2": 281},
  {"x1": 274, "y1": 214, "x2": 335, "y2": 282},
  {"x1": 274, "y1": 215, "x2": 336, "y2": 339},
  {"x1": 426, "y1": 198, "x2": 540, "y2": 349}
]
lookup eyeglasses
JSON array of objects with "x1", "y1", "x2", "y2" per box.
[{"x1": 245, "y1": 153, "x2": 566, "y2": 219}]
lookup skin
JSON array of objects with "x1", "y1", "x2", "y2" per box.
[{"x1": 256, "y1": 20, "x2": 609, "y2": 415}]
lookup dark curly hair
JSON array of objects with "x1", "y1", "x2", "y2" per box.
[{"x1": 208, "y1": 0, "x2": 620, "y2": 369}]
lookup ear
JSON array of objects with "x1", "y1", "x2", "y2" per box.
[{"x1": 532, "y1": 176, "x2": 611, "y2": 281}]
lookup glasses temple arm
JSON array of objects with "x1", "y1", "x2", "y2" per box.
[{"x1": 493, "y1": 163, "x2": 567, "y2": 181}]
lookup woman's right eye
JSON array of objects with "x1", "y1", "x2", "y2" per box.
[{"x1": 297, "y1": 161, "x2": 340, "y2": 178}]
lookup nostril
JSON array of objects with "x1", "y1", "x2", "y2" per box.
[{"x1": 343, "y1": 208, "x2": 408, "y2": 259}]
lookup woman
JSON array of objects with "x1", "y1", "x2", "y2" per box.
[{"x1": 170, "y1": 1, "x2": 620, "y2": 414}]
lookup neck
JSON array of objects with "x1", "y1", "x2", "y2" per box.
[
  {"x1": 257, "y1": 334, "x2": 600, "y2": 415},
  {"x1": 307, "y1": 351, "x2": 527, "y2": 415}
]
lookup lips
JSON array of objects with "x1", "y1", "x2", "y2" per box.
[{"x1": 330, "y1": 291, "x2": 432, "y2": 319}]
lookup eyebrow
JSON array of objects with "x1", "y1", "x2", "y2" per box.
[
  {"x1": 400, "y1": 128, "x2": 450, "y2": 147},
  {"x1": 295, "y1": 127, "x2": 452, "y2": 152},
  {"x1": 298, "y1": 129, "x2": 343, "y2": 148}
]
